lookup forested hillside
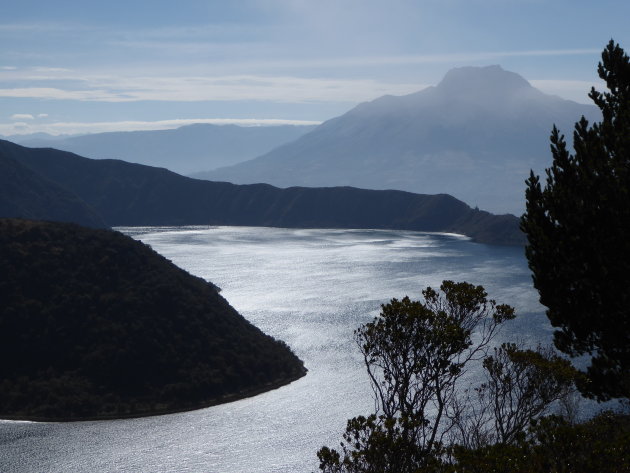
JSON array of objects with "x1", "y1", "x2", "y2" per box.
[
  {"x1": 0, "y1": 151, "x2": 105, "y2": 228},
  {"x1": 0, "y1": 218, "x2": 306, "y2": 420},
  {"x1": 0, "y1": 140, "x2": 524, "y2": 246}
]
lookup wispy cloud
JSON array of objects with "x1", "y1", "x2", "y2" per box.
[
  {"x1": 0, "y1": 45, "x2": 603, "y2": 112},
  {"x1": 530, "y1": 79, "x2": 604, "y2": 103},
  {"x1": 32, "y1": 67, "x2": 72, "y2": 73},
  {"x1": 10, "y1": 113, "x2": 35, "y2": 120},
  {"x1": 0, "y1": 72, "x2": 426, "y2": 103},
  {"x1": 0, "y1": 87, "x2": 128, "y2": 101},
  {"x1": 236, "y1": 48, "x2": 603, "y2": 71},
  {"x1": 0, "y1": 117, "x2": 321, "y2": 136},
  {"x1": 0, "y1": 22, "x2": 80, "y2": 33},
  {"x1": 0, "y1": 49, "x2": 603, "y2": 108}
]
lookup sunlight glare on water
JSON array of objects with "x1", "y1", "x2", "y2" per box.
[{"x1": 0, "y1": 226, "x2": 548, "y2": 473}]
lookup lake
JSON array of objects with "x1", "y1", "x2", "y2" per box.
[{"x1": 0, "y1": 226, "x2": 551, "y2": 473}]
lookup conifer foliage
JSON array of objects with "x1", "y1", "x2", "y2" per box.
[{"x1": 521, "y1": 40, "x2": 630, "y2": 401}]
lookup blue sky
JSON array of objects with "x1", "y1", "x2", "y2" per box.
[{"x1": 1, "y1": 0, "x2": 628, "y2": 136}]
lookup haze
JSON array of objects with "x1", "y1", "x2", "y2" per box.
[{"x1": 1, "y1": 0, "x2": 628, "y2": 136}]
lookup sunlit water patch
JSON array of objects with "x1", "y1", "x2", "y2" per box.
[{"x1": 1, "y1": 226, "x2": 550, "y2": 473}]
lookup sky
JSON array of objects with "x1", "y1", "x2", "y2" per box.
[{"x1": 1, "y1": 0, "x2": 628, "y2": 136}]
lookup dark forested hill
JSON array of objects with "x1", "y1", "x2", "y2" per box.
[
  {"x1": 0, "y1": 139, "x2": 524, "y2": 245},
  {"x1": 0, "y1": 151, "x2": 105, "y2": 228},
  {"x1": 0, "y1": 218, "x2": 306, "y2": 420}
]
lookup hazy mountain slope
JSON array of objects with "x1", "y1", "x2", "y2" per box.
[
  {"x1": 201, "y1": 66, "x2": 599, "y2": 215},
  {"x1": 0, "y1": 151, "x2": 105, "y2": 228},
  {"x1": 14, "y1": 123, "x2": 315, "y2": 175},
  {"x1": 0, "y1": 218, "x2": 305, "y2": 420},
  {"x1": 2, "y1": 139, "x2": 523, "y2": 245}
]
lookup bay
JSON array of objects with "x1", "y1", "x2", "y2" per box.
[{"x1": 0, "y1": 226, "x2": 550, "y2": 473}]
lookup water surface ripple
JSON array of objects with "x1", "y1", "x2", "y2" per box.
[{"x1": 1, "y1": 226, "x2": 548, "y2": 473}]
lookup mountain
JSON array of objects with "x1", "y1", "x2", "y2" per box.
[
  {"x1": 0, "y1": 218, "x2": 306, "y2": 420},
  {"x1": 0, "y1": 139, "x2": 523, "y2": 245},
  {"x1": 198, "y1": 66, "x2": 600, "y2": 215},
  {"x1": 13, "y1": 123, "x2": 316, "y2": 175},
  {"x1": 0, "y1": 151, "x2": 105, "y2": 228}
]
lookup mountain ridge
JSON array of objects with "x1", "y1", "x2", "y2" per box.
[
  {"x1": 198, "y1": 66, "x2": 599, "y2": 214},
  {"x1": 0, "y1": 139, "x2": 524, "y2": 246},
  {"x1": 13, "y1": 123, "x2": 316, "y2": 175},
  {"x1": 0, "y1": 152, "x2": 106, "y2": 228}
]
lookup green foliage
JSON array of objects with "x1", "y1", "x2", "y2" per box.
[
  {"x1": 521, "y1": 40, "x2": 630, "y2": 400},
  {"x1": 0, "y1": 218, "x2": 305, "y2": 420},
  {"x1": 316, "y1": 281, "x2": 608, "y2": 473},
  {"x1": 451, "y1": 412, "x2": 630, "y2": 473},
  {"x1": 484, "y1": 344, "x2": 577, "y2": 432},
  {"x1": 318, "y1": 281, "x2": 516, "y2": 473},
  {"x1": 317, "y1": 414, "x2": 441, "y2": 473},
  {"x1": 528, "y1": 412, "x2": 630, "y2": 473},
  {"x1": 452, "y1": 343, "x2": 578, "y2": 449}
]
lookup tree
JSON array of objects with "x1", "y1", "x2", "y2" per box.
[
  {"x1": 317, "y1": 281, "x2": 515, "y2": 473},
  {"x1": 521, "y1": 40, "x2": 630, "y2": 400},
  {"x1": 450, "y1": 343, "x2": 577, "y2": 450},
  {"x1": 450, "y1": 411, "x2": 630, "y2": 473}
]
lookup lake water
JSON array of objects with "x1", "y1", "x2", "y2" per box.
[{"x1": 0, "y1": 226, "x2": 552, "y2": 473}]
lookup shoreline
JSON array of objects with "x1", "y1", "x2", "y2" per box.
[{"x1": 0, "y1": 368, "x2": 307, "y2": 424}]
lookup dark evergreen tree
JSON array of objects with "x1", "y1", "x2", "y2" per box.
[{"x1": 521, "y1": 40, "x2": 630, "y2": 401}]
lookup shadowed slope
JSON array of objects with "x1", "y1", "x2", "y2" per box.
[
  {"x1": 0, "y1": 151, "x2": 105, "y2": 228},
  {"x1": 0, "y1": 218, "x2": 305, "y2": 420},
  {"x1": 0, "y1": 140, "x2": 524, "y2": 245}
]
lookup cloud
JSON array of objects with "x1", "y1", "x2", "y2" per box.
[
  {"x1": 0, "y1": 117, "x2": 322, "y2": 136},
  {"x1": 0, "y1": 87, "x2": 132, "y2": 102},
  {"x1": 32, "y1": 67, "x2": 72, "y2": 73},
  {"x1": 38, "y1": 113, "x2": 49, "y2": 118},
  {"x1": 0, "y1": 22, "x2": 83, "y2": 33},
  {"x1": 0, "y1": 75, "x2": 426, "y2": 104},
  {"x1": 10, "y1": 113, "x2": 34, "y2": 120},
  {"x1": 0, "y1": 46, "x2": 600, "y2": 106},
  {"x1": 7, "y1": 122, "x2": 31, "y2": 132},
  {"x1": 244, "y1": 48, "x2": 602, "y2": 70},
  {"x1": 530, "y1": 79, "x2": 605, "y2": 104}
]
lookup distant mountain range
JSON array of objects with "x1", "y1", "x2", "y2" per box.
[
  {"x1": 197, "y1": 66, "x2": 599, "y2": 215},
  {"x1": 0, "y1": 139, "x2": 524, "y2": 245},
  {"x1": 12, "y1": 123, "x2": 316, "y2": 175},
  {"x1": 9, "y1": 66, "x2": 599, "y2": 215}
]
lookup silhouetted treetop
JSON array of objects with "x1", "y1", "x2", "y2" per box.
[{"x1": 521, "y1": 40, "x2": 630, "y2": 401}]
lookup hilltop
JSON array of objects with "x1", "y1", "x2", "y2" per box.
[
  {"x1": 200, "y1": 66, "x2": 599, "y2": 215},
  {"x1": 0, "y1": 151, "x2": 105, "y2": 228},
  {"x1": 0, "y1": 218, "x2": 306, "y2": 420},
  {"x1": 13, "y1": 123, "x2": 316, "y2": 175}
]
